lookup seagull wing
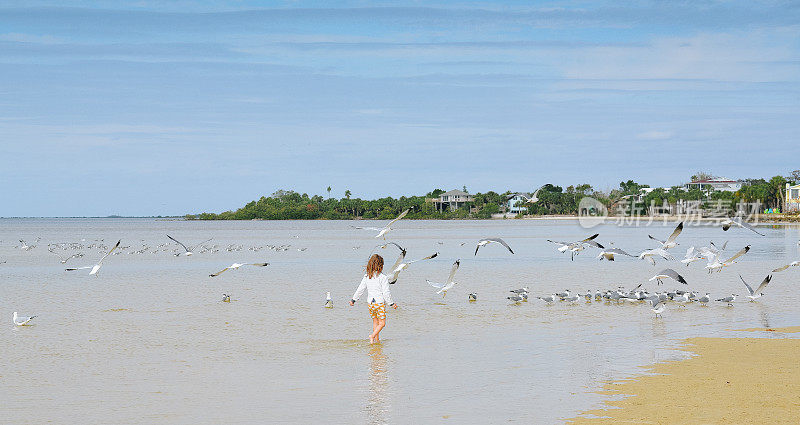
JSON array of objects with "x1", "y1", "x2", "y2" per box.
[
  {"x1": 734, "y1": 218, "x2": 765, "y2": 236},
  {"x1": 772, "y1": 263, "x2": 792, "y2": 272},
  {"x1": 547, "y1": 240, "x2": 569, "y2": 246},
  {"x1": 648, "y1": 235, "x2": 666, "y2": 244},
  {"x1": 724, "y1": 245, "x2": 750, "y2": 263},
  {"x1": 379, "y1": 242, "x2": 405, "y2": 252},
  {"x1": 446, "y1": 260, "x2": 460, "y2": 284},
  {"x1": 607, "y1": 248, "x2": 634, "y2": 256},
  {"x1": 244, "y1": 262, "x2": 269, "y2": 267},
  {"x1": 485, "y1": 238, "x2": 514, "y2": 254},
  {"x1": 426, "y1": 279, "x2": 446, "y2": 289},
  {"x1": 167, "y1": 234, "x2": 190, "y2": 252},
  {"x1": 662, "y1": 268, "x2": 687, "y2": 284},
  {"x1": 407, "y1": 252, "x2": 439, "y2": 264},
  {"x1": 754, "y1": 275, "x2": 772, "y2": 294},
  {"x1": 209, "y1": 267, "x2": 231, "y2": 277},
  {"x1": 386, "y1": 209, "x2": 410, "y2": 227},
  {"x1": 584, "y1": 240, "x2": 604, "y2": 249},
  {"x1": 353, "y1": 226, "x2": 382, "y2": 231},
  {"x1": 97, "y1": 240, "x2": 121, "y2": 264},
  {"x1": 65, "y1": 266, "x2": 93, "y2": 271},
  {"x1": 666, "y1": 222, "x2": 683, "y2": 244},
  {"x1": 739, "y1": 275, "x2": 755, "y2": 295}
]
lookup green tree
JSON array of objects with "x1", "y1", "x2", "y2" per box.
[
  {"x1": 345, "y1": 189, "x2": 351, "y2": 199},
  {"x1": 326, "y1": 186, "x2": 332, "y2": 198}
]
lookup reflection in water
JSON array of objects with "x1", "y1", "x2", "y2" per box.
[
  {"x1": 756, "y1": 302, "x2": 771, "y2": 328},
  {"x1": 366, "y1": 344, "x2": 390, "y2": 425}
]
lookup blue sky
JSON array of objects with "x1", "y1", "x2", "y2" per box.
[{"x1": 1, "y1": 1, "x2": 798, "y2": 216}]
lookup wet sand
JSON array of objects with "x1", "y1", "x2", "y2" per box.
[{"x1": 570, "y1": 332, "x2": 800, "y2": 424}]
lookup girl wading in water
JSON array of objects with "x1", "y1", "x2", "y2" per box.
[{"x1": 350, "y1": 254, "x2": 398, "y2": 344}]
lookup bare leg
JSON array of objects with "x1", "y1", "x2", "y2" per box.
[
  {"x1": 372, "y1": 319, "x2": 386, "y2": 343},
  {"x1": 370, "y1": 317, "x2": 379, "y2": 344}
]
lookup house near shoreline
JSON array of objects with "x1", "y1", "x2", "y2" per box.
[
  {"x1": 430, "y1": 189, "x2": 474, "y2": 212},
  {"x1": 506, "y1": 193, "x2": 533, "y2": 214},
  {"x1": 786, "y1": 184, "x2": 800, "y2": 212},
  {"x1": 685, "y1": 178, "x2": 747, "y2": 192}
]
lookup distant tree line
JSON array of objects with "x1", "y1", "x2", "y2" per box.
[{"x1": 187, "y1": 171, "x2": 799, "y2": 220}]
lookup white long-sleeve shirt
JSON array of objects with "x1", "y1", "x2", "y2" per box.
[{"x1": 352, "y1": 273, "x2": 394, "y2": 305}]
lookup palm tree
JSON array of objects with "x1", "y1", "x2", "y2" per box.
[
  {"x1": 327, "y1": 186, "x2": 332, "y2": 198},
  {"x1": 345, "y1": 189, "x2": 351, "y2": 199}
]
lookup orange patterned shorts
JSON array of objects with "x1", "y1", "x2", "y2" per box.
[{"x1": 368, "y1": 303, "x2": 386, "y2": 320}]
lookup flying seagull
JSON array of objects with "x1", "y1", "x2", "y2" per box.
[
  {"x1": 386, "y1": 248, "x2": 408, "y2": 284},
  {"x1": 680, "y1": 246, "x2": 704, "y2": 266},
  {"x1": 597, "y1": 247, "x2": 635, "y2": 261},
  {"x1": 66, "y1": 239, "x2": 121, "y2": 275},
  {"x1": 13, "y1": 312, "x2": 36, "y2": 326},
  {"x1": 353, "y1": 209, "x2": 410, "y2": 239},
  {"x1": 391, "y1": 252, "x2": 439, "y2": 275},
  {"x1": 638, "y1": 248, "x2": 675, "y2": 266},
  {"x1": 705, "y1": 245, "x2": 750, "y2": 273},
  {"x1": 547, "y1": 233, "x2": 603, "y2": 260},
  {"x1": 49, "y1": 248, "x2": 83, "y2": 264},
  {"x1": 648, "y1": 268, "x2": 688, "y2": 285},
  {"x1": 375, "y1": 242, "x2": 405, "y2": 253},
  {"x1": 210, "y1": 262, "x2": 269, "y2": 277},
  {"x1": 740, "y1": 274, "x2": 772, "y2": 301},
  {"x1": 772, "y1": 261, "x2": 799, "y2": 273},
  {"x1": 648, "y1": 222, "x2": 683, "y2": 250},
  {"x1": 720, "y1": 217, "x2": 765, "y2": 236},
  {"x1": 475, "y1": 238, "x2": 514, "y2": 256},
  {"x1": 167, "y1": 235, "x2": 213, "y2": 256},
  {"x1": 426, "y1": 259, "x2": 460, "y2": 296}
]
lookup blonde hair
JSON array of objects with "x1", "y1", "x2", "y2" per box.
[{"x1": 366, "y1": 254, "x2": 384, "y2": 278}]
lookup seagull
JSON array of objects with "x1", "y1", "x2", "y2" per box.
[
  {"x1": 648, "y1": 222, "x2": 683, "y2": 250},
  {"x1": 649, "y1": 299, "x2": 666, "y2": 317},
  {"x1": 167, "y1": 235, "x2": 213, "y2": 256},
  {"x1": 385, "y1": 247, "x2": 408, "y2": 284},
  {"x1": 740, "y1": 274, "x2": 771, "y2": 301},
  {"x1": 475, "y1": 238, "x2": 514, "y2": 256},
  {"x1": 221, "y1": 294, "x2": 231, "y2": 303},
  {"x1": 705, "y1": 245, "x2": 750, "y2": 273},
  {"x1": 210, "y1": 262, "x2": 269, "y2": 277},
  {"x1": 468, "y1": 292, "x2": 477, "y2": 302},
  {"x1": 563, "y1": 293, "x2": 581, "y2": 303},
  {"x1": 65, "y1": 240, "x2": 121, "y2": 275},
  {"x1": 509, "y1": 287, "x2": 529, "y2": 294},
  {"x1": 597, "y1": 247, "x2": 635, "y2": 261},
  {"x1": 537, "y1": 294, "x2": 556, "y2": 303},
  {"x1": 324, "y1": 292, "x2": 333, "y2": 308},
  {"x1": 697, "y1": 293, "x2": 711, "y2": 305},
  {"x1": 13, "y1": 312, "x2": 36, "y2": 326},
  {"x1": 375, "y1": 242, "x2": 405, "y2": 252},
  {"x1": 507, "y1": 295, "x2": 523, "y2": 304},
  {"x1": 18, "y1": 240, "x2": 34, "y2": 251},
  {"x1": 772, "y1": 261, "x2": 799, "y2": 273},
  {"x1": 720, "y1": 216, "x2": 765, "y2": 236},
  {"x1": 716, "y1": 294, "x2": 738, "y2": 306},
  {"x1": 680, "y1": 246, "x2": 704, "y2": 266},
  {"x1": 353, "y1": 209, "x2": 410, "y2": 239},
  {"x1": 649, "y1": 268, "x2": 688, "y2": 285},
  {"x1": 547, "y1": 234, "x2": 603, "y2": 261},
  {"x1": 426, "y1": 260, "x2": 460, "y2": 296},
  {"x1": 390, "y1": 252, "x2": 439, "y2": 277},
  {"x1": 638, "y1": 248, "x2": 675, "y2": 266}
]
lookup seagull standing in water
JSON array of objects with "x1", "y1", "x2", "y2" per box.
[
  {"x1": 65, "y1": 240, "x2": 121, "y2": 275},
  {"x1": 475, "y1": 238, "x2": 514, "y2": 256},
  {"x1": 427, "y1": 260, "x2": 460, "y2": 296},
  {"x1": 210, "y1": 262, "x2": 269, "y2": 277},
  {"x1": 167, "y1": 235, "x2": 213, "y2": 256},
  {"x1": 221, "y1": 294, "x2": 231, "y2": 303},
  {"x1": 13, "y1": 312, "x2": 36, "y2": 326},
  {"x1": 353, "y1": 209, "x2": 410, "y2": 239},
  {"x1": 648, "y1": 222, "x2": 683, "y2": 250},
  {"x1": 468, "y1": 293, "x2": 477, "y2": 302},
  {"x1": 649, "y1": 299, "x2": 666, "y2": 317},
  {"x1": 324, "y1": 292, "x2": 333, "y2": 308},
  {"x1": 740, "y1": 274, "x2": 772, "y2": 301},
  {"x1": 716, "y1": 294, "x2": 738, "y2": 306}
]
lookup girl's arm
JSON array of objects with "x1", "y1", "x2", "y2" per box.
[
  {"x1": 380, "y1": 275, "x2": 396, "y2": 307},
  {"x1": 351, "y1": 276, "x2": 367, "y2": 304}
]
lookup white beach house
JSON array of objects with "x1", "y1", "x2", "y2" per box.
[{"x1": 786, "y1": 183, "x2": 800, "y2": 212}]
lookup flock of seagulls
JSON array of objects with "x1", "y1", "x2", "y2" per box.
[{"x1": 4, "y1": 210, "x2": 798, "y2": 325}]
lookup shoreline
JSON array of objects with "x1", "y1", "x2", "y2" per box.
[{"x1": 569, "y1": 327, "x2": 800, "y2": 424}]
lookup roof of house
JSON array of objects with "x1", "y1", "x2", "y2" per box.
[{"x1": 440, "y1": 189, "x2": 470, "y2": 197}]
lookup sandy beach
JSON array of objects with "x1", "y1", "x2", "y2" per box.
[{"x1": 570, "y1": 328, "x2": 800, "y2": 424}]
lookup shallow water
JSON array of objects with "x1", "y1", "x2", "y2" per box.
[{"x1": 1, "y1": 218, "x2": 798, "y2": 424}]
